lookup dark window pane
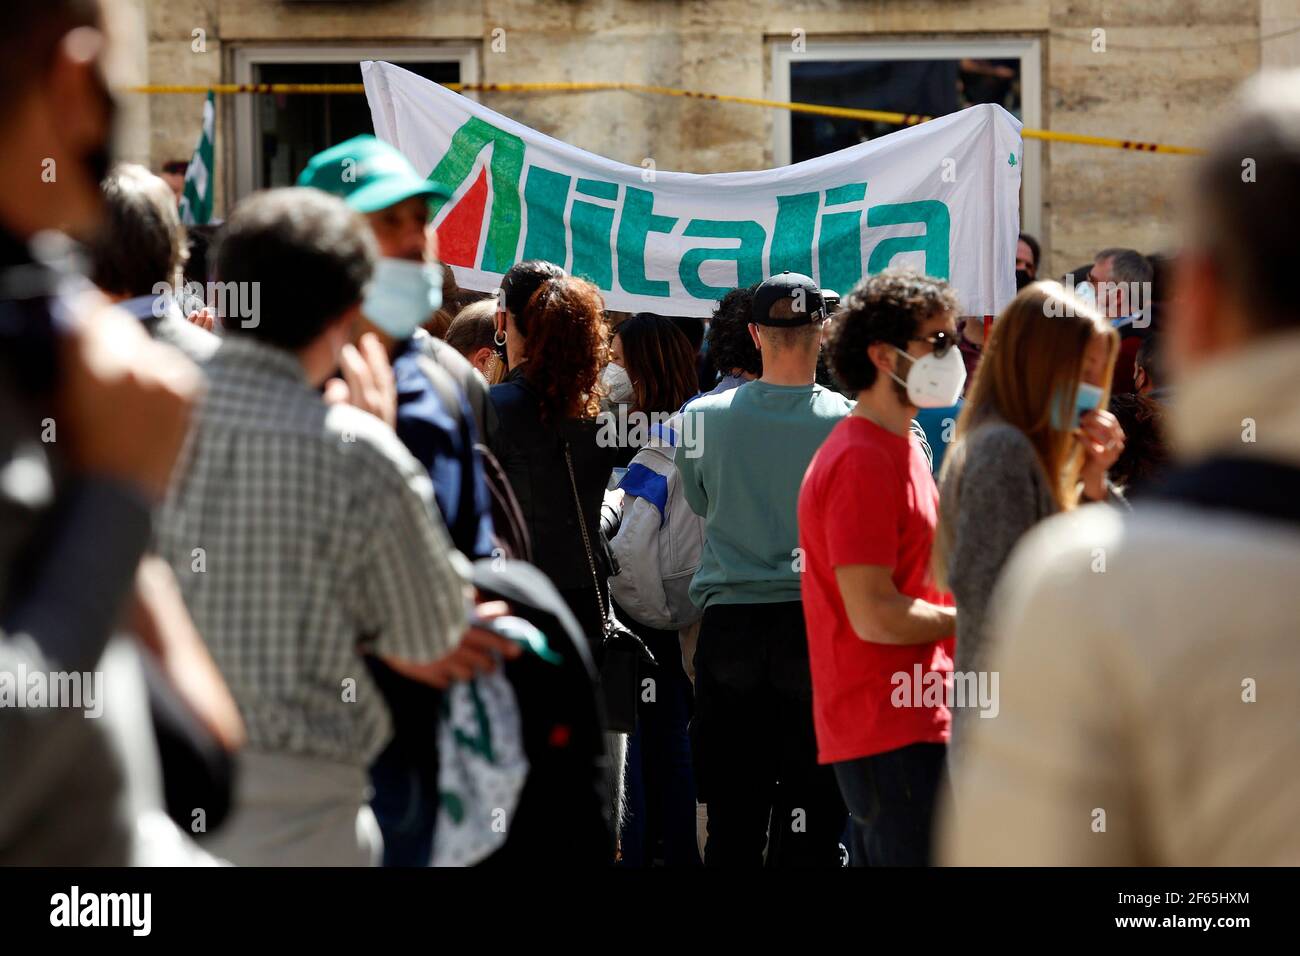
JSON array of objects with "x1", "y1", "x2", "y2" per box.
[
  {"x1": 254, "y1": 60, "x2": 461, "y2": 189},
  {"x1": 790, "y1": 58, "x2": 1020, "y2": 163}
]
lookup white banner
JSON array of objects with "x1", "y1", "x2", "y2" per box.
[{"x1": 363, "y1": 60, "x2": 1022, "y2": 318}]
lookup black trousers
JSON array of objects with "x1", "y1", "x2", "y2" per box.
[
  {"x1": 691, "y1": 601, "x2": 845, "y2": 867},
  {"x1": 833, "y1": 742, "x2": 948, "y2": 866}
]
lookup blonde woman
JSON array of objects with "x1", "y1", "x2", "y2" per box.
[{"x1": 936, "y1": 281, "x2": 1123, "y2": 751}]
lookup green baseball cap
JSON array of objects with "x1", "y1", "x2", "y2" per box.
[{"x1": 296, "y1": 134, "x2": 450, "y2": 213}]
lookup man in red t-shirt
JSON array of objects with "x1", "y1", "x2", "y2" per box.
[{"x1": 798, "y1": 270, "x2": 962, "y2": 866}]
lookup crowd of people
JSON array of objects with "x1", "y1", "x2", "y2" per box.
[{"x1": 2, "y1": 0, "x2": 1299, "y2": 868}]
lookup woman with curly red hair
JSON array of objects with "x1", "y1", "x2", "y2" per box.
[{"x1": 488, "y1": 262, "x2": 625, "y2": 641}]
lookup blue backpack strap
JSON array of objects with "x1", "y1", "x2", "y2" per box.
[{"x1": 618, "y1": 461, "x2": 670, "y2": 525}]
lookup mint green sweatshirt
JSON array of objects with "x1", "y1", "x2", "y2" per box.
[{"x1": 676, "y1": 380, "x2": 853, "y2": 607}]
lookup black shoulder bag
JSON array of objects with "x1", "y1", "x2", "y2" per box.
[{"x1": 562, "y1": 441, "x2": 653, "y2": 734}]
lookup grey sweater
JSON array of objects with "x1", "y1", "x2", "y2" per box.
[{"x1": 938, "y1": 417, "x2": 1057, "y2": 747}]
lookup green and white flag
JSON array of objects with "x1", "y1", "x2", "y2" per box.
[{"x1": 179, "y1": 91, "x2": 215, "y2": 225}]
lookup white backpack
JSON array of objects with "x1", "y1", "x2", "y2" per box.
[{"x1": 607, "y1": 415, "x2": 705, "y2": 632}]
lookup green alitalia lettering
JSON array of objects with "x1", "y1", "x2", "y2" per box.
[
  {"x1": 679, "y1": 219, "x2": 766, "y2": 299},
  {"x1": 576, "y1": 178, "x2": 619, "y2": 200},
  {"x1": 770, "y1": 191, "x2": 819, "y2": 277},
  {"x1": 428, "y1": 117, "x2": 525, "y2": 273},
  {"x1": 825, "y1": 182, "x2": 867, "y2": 205},
  {"x1": 818, "y1": 212, "x2": 863, "y2": 295},
  {"x1": 522, "y1": 165, "x2": 571, "y2": 265},
  {"x1": 572, "y1": 190, "x2": 618, "y2": 291},
  {"x1": 818, "y1": 182, "x2": 868, "y2": 294},
  {"x1": 866, "y1": 200, "x2": 951, "y2": 279},
  {"x1": 617, "y1": 186, "x2": 677, "y2": 297}
]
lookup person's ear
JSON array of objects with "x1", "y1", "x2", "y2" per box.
[
  {"x1": 747, "y1": 322, "x2": 763, "y2": 351},
  {"x1": 471, "y1": 346, "x2": 494, "y2": 373},
  {"x1": 867, "y1": 340, "x2": 898, "y2": 377}
]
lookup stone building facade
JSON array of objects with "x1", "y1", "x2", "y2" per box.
[{"x1": 115, "y1": 0, "x2": 1300, "y2": 278}]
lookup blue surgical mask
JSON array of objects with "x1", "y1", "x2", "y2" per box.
[
  {"x1": 362, "y1": 257, "x2": 443, "y2": 339},
  {"x1": 1052, "y1": 381, "x2": 1104, "y2": 431}
]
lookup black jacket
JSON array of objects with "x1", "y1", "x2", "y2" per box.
[{"x1": 489, "y1": 367, "x2": 625, "y2": 591}]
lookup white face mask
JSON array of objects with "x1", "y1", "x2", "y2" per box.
[
  {"x1": 602, "y1": 361, "x2": 634, "y2": 404},
  {"x1": 362, "y1": 257, "x2": 443, "y2": 339},
  {"x1": 890, "y1": 344, "x2": 967, "y2": 408}
]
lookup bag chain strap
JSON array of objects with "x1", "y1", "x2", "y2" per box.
[{"x1": 563, "y1": 441, "x2": 609, "y2": 638}]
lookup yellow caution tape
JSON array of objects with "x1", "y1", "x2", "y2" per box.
[{"x1": 125, "y1": 81, "x2": 1205, "y2": 156}]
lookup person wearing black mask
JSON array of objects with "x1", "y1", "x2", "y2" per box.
[{"x1": 1015, "y1": 232, "x2": 1041, "y2": 290}]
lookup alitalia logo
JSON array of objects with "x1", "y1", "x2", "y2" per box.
[{"x1": 427, "y1": 116, "x2": 951, "y2": 301}]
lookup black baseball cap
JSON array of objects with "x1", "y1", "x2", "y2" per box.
[{"x1": 752, "y1": 271, "x2": 828, "y2": 326}]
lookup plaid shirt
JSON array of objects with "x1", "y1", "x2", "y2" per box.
[{"x1": 155, "y1": 336, "x2": 469, "y2": 765}]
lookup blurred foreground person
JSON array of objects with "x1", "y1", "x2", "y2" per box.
[
  {"x1": 154, "y1": 189, "x2": 516, "y2": 866},
  {"x1": 0, "y1": 0, "x2": 212, "y2": 864},
  {"x1": 935, "y1": 282, "x2": 1121, "y2": 755},
  {"x1": 944, "y1": 70, "x2": 1300, "y2": 865}
]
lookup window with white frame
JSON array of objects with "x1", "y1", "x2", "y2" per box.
[
  {"x1": 230, "y1": 45, "x2": 479, "y2": 203},
  {"x1": 771, "y1": 39, "x2": 1042, "y2": 237}
]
